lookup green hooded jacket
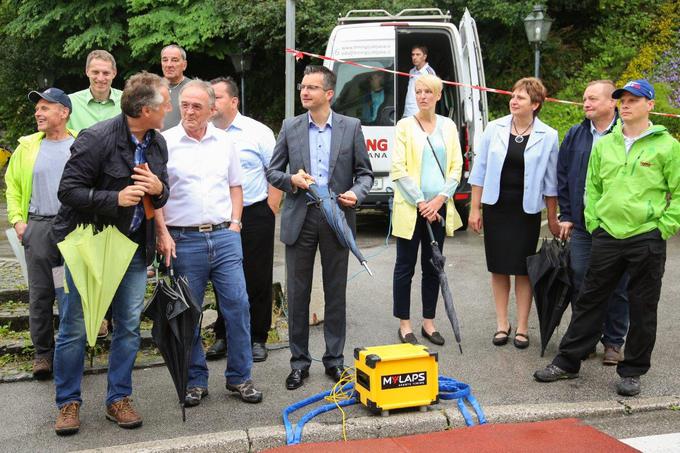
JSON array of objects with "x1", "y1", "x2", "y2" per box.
[
  {"x1": 4, "y1": 129, "x2": 77, "y2": 225},
  {"x1": 585, "y1": 121, "x2": 680, "y2": 240}
]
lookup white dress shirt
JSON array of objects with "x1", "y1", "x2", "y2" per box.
[
  {"x1": 162, "y1": 122, "x2": 242, "y2": 226},
  {"x1": 222, "y1": 112, "x2": 276, "y2": 206}
]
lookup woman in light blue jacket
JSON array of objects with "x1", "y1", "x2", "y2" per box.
[{"x1": 468, "y1": 77, "x2": 560, "y2": 349}]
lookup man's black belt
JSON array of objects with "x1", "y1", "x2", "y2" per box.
[
  {"x1": 28, "y1": 214, "x2": 56, "y2": 220},
  {"x1": 167, "y1": 222, "x2": 231, "y2": 233}
]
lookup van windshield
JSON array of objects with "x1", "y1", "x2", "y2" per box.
[{"x1": 331, "y1": 58, "x2": 395, "y2": 126}]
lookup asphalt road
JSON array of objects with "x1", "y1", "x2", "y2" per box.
[{"x1": 0, "y1": 213, "x2": 679, "y2": 452}]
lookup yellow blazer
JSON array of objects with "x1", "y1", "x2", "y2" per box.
[{"x1": 390, "y1": 116, "x2": 463, "y2": 239}]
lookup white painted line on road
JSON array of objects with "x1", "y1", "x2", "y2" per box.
[
  {"x1": 620, "y1": 432, "x2": 680, "y2": 452},
  {"x1": 541, "y1": 219, "x2": 548, "y2": 227}
]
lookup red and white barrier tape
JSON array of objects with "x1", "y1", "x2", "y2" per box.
[{"x1": 286, "y1": 48, "x2": 680, "y2": 119}]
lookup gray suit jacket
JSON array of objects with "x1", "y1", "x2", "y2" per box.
[{"x1": 267, "y1": 111, "x2": 373, "y2": 245}]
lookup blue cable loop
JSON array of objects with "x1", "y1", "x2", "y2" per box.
[{"x1": 282, "y1": 375, "x2": 485, "y2": 445}]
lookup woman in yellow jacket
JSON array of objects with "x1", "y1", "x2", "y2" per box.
[{"x1": 390, "y1": 74, "x2": 463, "y2": 346}]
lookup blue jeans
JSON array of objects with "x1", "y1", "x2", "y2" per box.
[
  {"x1": 54, "y1": 249, "x2": 147, "y2": 407},
  {"x1": 169, "y1": 228, "x2": 252, "y2": 388},
  {"x1": 570, "y1": 228, "x2": 629, "y2": 347}
]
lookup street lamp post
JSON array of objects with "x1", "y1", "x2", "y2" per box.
[
  {"x1": 523, "y1": 4, "x2": 553, "y2": 79},
  {"x1": 229, "y1": 44, "x2": 252, "y2": 115}
]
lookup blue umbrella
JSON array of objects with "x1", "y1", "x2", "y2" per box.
[{"x1": 306, "y1": 183, "x2": 373, "y2": 276}]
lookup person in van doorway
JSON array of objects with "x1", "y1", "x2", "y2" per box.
[
  {"x1": 403, "y1": 45, "x2": 436, "y2": 118},
  {"x1": 468, "y1": 77, "x2": 560, "y2": 350},
  {"x1": 5, "y1": 88, "x2": 76, "y2": 380},
  {"x1": 391, "y1": 74, "x2": 463, "y2": 346},
  {"x1": 267, "y1": 65, "x2": 373, "y2": 390},
  {"x1": 556, "y1": 80, "x2": 629, "y2": 366},
  {"x1": 534, "y1": 79, "x2": 680, "y2": 397}
]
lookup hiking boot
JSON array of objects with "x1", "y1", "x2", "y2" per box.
[
  {"x1": 533, "y1": 364, "x2": 579, "y2": 382},
  {"x1": 602, "y1": 345, "x2": 622, "y2": 366},
  {"x1": 184, "y1": 387, "x2": 209, "y2": 407},
  {"x1": 33, "y1": 357, "x2": 53, "y2": 380},
  {"x1": 106, "y1": 397, "x2": 142, "y2": 429},
  {"x1": 55, "y1": 402, "x2": 80, "y2": 436},
  {"x1": 617, "y1": 377, "x2": 641, "y2": 397},
  {"x1": 226, "y1": 379, "x2": 263, "y2": 403}
]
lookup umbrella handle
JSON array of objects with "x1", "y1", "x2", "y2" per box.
[{"x1": 425, "y1": 222, "x2": 437, "y2": 245}]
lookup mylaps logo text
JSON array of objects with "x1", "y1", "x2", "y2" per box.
[{"x1": 381, "y1": 372, "x2": 427, "y2": 389}]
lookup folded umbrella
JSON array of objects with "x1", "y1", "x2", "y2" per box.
[
  {"x1": 306, "y1": 183, "x2": 373, "y2": 276},
  {"x1": 144, "y1": 265, "x2": 202, "y2": 422},
  {"x1": 527, "y1": 239, "x2": 573, "y2": 357},
  {"x1": 58, "y1": 225, "x2": 138, "y2": 347},
  {"x1": 425, "y1": 222, "x2": 463, "y2": 354}
]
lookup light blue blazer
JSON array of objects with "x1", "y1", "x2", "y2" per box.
[{"x1": 468, "y1": 114, "x2": 559, "y2": 214}]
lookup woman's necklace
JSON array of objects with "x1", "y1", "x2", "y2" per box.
[{"x1": 511, "y1": 117, "x2": 534, "y2": 143}]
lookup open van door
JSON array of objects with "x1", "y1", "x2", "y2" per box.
[{"x1": 459, "y1": 9, "x2": 488, "y2": 158}]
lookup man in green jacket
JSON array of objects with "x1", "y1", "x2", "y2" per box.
[
  {"x1": 535, "y1": 79, "x2": 680, "y2": 396},
  {"x1": 5, "y1": 87, "x2": 77, "y2": 379}
]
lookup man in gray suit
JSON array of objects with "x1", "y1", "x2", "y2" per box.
[{"x1": 268, "y1": 65, "x2": 373, "y2": 390}]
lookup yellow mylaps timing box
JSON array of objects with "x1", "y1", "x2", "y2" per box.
[{"x1": 353, "y1": 343, "x2": 439, "y2": 415}]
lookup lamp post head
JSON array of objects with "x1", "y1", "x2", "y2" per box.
[{"x1": 524, "y1": 4, "x2": 553, "y2": 45}]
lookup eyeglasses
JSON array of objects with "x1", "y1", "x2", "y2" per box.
[{"x1": 296, "y1": 83, "x2": 328, "y2": 92}]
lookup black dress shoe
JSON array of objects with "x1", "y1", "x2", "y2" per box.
[
  {"x1": 285, "y1": 369, "x2": 309, "y2": 390},
  {"x1": 205, "y1": 339, "x2": 227, "y2": 360},
  {"x1": 252, "y1": 342, "x2": 268, "y2": 362},
  {"x1": 325, "y1": 365, "x2": 349, "y2": 382},
  {"x1": 421, "y1": 327, "x2": 445, "y2": 346},
  {"x1": 398, "y1": 328, "x2": 419, "y2": 345}
]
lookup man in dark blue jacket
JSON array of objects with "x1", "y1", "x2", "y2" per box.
[{"x1": 556, "y1": 80, "x2": 629, "y2": 366}]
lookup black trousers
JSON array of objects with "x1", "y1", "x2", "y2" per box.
[
  {"x1": 286, "y1": 207, "x2": 349, "y2": 370},
  {"x1": 393, "y1": 211, "x2": 446, "y2": 320},
  {"x1": 552, "y1": 228, "x2": 666, "y2": 377},
  {"x1": 23, "y1": 215, "x2": 60, "y2": 359},
  {"x1": 214, "y1": 200, "x2": 275, "y2": 343}
]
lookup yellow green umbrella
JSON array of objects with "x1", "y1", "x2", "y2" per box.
[{"x1": 58, "y1": 225, "x2": 138, "y2": 346}]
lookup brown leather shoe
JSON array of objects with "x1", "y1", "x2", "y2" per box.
[
  {"x1": 55, "y1": 402, "x2": 80, "y2": 436},
  {"x1": 33, "y1": 357, "x2": 53, "y2": 380},
  {"x1": 603, "y1": 344, "x2": 622, "y2": 366},
  {"x1": 106, "y1": 397, "x2": 142, "y2": 429}
]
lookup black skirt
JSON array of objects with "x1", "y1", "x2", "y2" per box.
[{"x1": 483, "y1": 190, "x2": 540, "y2": 275}]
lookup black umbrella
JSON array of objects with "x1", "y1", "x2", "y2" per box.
[
  {"x1": 425, "y1": 222, "x2": 463, "y2": 354},
  {"x1": 527, "y1": 239, "x2": 573, "y2": 357},
  {"x1": 144, "y1": 265, "x2": 202, "y2": 421},
  {"x1": 306, "y1": 183, "x2": 373, "y2": 276}
]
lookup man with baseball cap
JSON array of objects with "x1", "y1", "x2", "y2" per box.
[
  {"x1": 535, "y1": 79, "x2": 680, "y2": 397},
  {"x1": 4, "y1": 87, "x2": 76, "y2": 379}
]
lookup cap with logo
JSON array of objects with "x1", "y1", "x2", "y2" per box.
[
  {"x1": 28, "y1": 87, "x2": 72, "y2": 111},
  {"x1": 612, "y1": 79, "x2": 655, "y2": 100}
]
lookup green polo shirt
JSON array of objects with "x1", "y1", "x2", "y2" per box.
[{"x1": 67, "y1": 87, "x2": 122, "y2": 131}]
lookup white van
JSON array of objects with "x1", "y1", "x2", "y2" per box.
[{"x1": 324, "y1": 8, "x2": 488, "y2": 228}]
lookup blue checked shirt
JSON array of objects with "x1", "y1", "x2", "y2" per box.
[
  {"x1": 128, "y1": 132, "x2": 151, "y2": 232},
  {"x1": 308, "y1": 112, "x2": 332, "y2": 188}
]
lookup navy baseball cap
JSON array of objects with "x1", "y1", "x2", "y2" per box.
[
  {"x1": 28, "y1": 87, "x2": 72, "y2": 111},
  {"x1": 612, "y1": 79, "x2": 655, "y2": 100}
]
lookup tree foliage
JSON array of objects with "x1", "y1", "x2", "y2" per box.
[{"x1": 0, "y1": 0, "x2": 677, "y2": 147}]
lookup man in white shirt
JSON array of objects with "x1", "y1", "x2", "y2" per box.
[
  {"x1": 402, "y1": 45, "x2": 436, "y2": 118},
  {"x1": 205, "y1": 77, "x2": 282, "y2": 362},
  {"x1": 155, "y1": 79, "x2": 263, "y2": 406}
]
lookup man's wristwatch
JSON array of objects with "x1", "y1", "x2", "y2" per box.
[{"x1": 230, "y1": 219, "x2": 243, "y2": 228}]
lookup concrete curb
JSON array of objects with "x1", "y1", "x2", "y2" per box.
[{"x1": 74, "y1": 395, "x2": 680, "y2": 453}]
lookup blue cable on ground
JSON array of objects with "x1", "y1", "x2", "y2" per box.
[{"x1": 282, "y1": 375, "x2": 485, "y2": 445}]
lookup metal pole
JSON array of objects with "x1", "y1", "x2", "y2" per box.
[
  {"x1": 534, "y1": 44, "x2": 540, "y2": 79},
  {"x1": 241, "y1": 61, "x2": 246, "y2": 115},
  {"x1": 285, "y1": 0, "x2": 296, "y2": 119}
]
